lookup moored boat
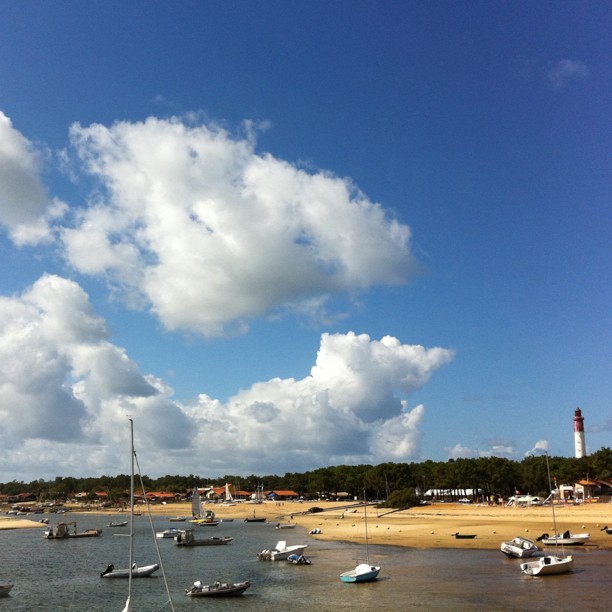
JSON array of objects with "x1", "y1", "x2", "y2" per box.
[
  {"x1": 287, "y1": 553, "x2": 311, "y2": 565},
  {"x1": 339, "y1": 493, "x2": 380, "y2": 583},
  {"x1": 174, "y1": 529, "x2": 233, "y2": 546},
  {"x1": 101, "y1": 563, "x2": 160, "y2": 578},
  {"x1": 258, "y1": 540, "x2": 308, "y2": 561},
  {"x1": 108, "y1": 521, "x2": 129, "y2": 528},
  {"x1": 0, "y1": 584, "x2": 14, "y2": 597},
  {"x1": 156, "y1": 528, "x2": 181, "y2": 539},
  {"x1": 340, "y1": 562, "x2": 380, "y2": 583},
  {"x1": 44, "y1": 522, "x2": 102, "y2": 539},
  {"x1": 185, "y1": 580, "x2": 250, "y2": 597},
  {"x1": 520, "y1": 555, "x2": 574, "y2": 576}
]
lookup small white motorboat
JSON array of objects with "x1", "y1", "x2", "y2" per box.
[
  {"x1": 500, "y1": 536, "x2": 539, "y2": 558},
  {"x1": 258, "y1": 540, "x2": 308, "y2": 561},
  {"x1": 156, "y1": 528, "x2": 181, "y2": 538},
  {"x1": 537, "y1": 531, "x2": 590, "y2": 546}
]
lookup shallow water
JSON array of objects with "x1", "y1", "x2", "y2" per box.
[{"x1": 1, "y1": 515, "x2": 610, "y2": 611}]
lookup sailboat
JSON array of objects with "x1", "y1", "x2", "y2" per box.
[
  {"x1": 339, "y1": 493, "x2": 380, "y2": 583},
  {"x1": 519, "y1": 454, "x2": 573, "y2": 576},
  {"x1": 100, "y1": 419, "x2": 162, "y2": 612}
]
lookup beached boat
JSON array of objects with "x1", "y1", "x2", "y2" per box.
[
  {"x1": 500, "y1": 536, "x2": 539, "y2": 558},
  {"x1": 452, "y1": 532, "x2": 476, "y2": 539},
  {"x1": 174, "y1": 529, "x2": 233, "y2": 546},
  {"x1": 276, "y1": 522, "x2": 296, "y2": 529},
  {"x1": 244, "y1": 510, "x2": 266, "y2": 523},
  {"x1": 0, "y1": 584, "x2": 13, "y2": 597},
  {"x1": 100, "y1": 419, "x2": 161, "y2": 587},
  {"x1": 44, "y1": 521, "x2": 102, "y2": 539},
  {"x1": 190, "y1": 496, "x2": 218, "y2": 525},
  {"x1": 536, "y1": 531, "x2": 590, "y2": 546},
  {"x1": 520, "y1": 454, "x2": 573, "y2": 577},
  {"x1": 340, "y1": 494, "x2": 380, "y2": 583},
  {"x1": 185, "y1": 580, "x2": 250, "y2": 597},
  {"x1": 600, "y1": 526, "x2": 612, "y2": 535},
  {"x1": 258, "y1": 540, "x2": 308, "y2": 561}
]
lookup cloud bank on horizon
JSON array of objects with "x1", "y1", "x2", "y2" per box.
[{"x1": 0, "y1": 109, "x2": 461, "y2": 479}]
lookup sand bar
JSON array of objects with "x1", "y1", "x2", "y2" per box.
[{"x1": 3, "y1": 501, "x2": 611, "y2": 550}]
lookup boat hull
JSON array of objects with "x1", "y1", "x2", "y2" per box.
[
  {"x1": 0, "y1": 584, "x2": 13, "y2": 597},
  {"x1": 540, "y1": 533, "x2": 590, "y2": 546},
  {"x1": 340, "y1": 563, "x2": 381, "y2": 583},
  {"x1": 185, "y1": 581, "x2": 250, "y2": 597},
  {"x1": 520, "y1": 555, "x2": 573, "y2": 576},
  {"x1": 101, "y1": 564, "x2": 160, "y2": 578},
  {"x1": 500, "y1": 537, "x2": 539, "y2": 558}
]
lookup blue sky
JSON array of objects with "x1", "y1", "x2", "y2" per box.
[{"x1": 0, "y1": 1, "x2": 610, "y2": 481}]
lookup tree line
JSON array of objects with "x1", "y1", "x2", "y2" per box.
[{"x1": 1, "y1": 447, "x2": 610, "y2": 504}]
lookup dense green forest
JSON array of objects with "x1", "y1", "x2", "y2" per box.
[{"x1": 2, "y1": 448, "x2": 611, "y2": 503}]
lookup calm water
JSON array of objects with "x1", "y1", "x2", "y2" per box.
[{"x1": 1, "y1": 515, "x2": 611, "y2": 611}]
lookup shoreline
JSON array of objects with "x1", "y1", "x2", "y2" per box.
[{"x1": 3, "y1": 501, "x2": 611, "y2": 550}]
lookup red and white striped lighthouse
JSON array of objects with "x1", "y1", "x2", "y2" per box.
[{"x1": 573, "y1": 407, "x2": 586, "y2": 459}]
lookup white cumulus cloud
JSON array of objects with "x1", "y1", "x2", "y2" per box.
[
  {"x1": 0, "y1": 279, "x2": 453, "y2": 478},
  {"x1": 60, "y1": 116, "x2": 416, "y2": 336},
  {"x1": 0, "y1": 111, "x2": 65, "y2": 245}
]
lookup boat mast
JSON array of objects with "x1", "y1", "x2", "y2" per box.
[
  {"x1": 363, "y1": 489, "x2": 370, "y2": 564},
  {"x1": 122, "y1": 418, "x2": 135, "y2": 612},
  {"x1": 545, "y1": 453, "x2": 562, "y2": 557}
]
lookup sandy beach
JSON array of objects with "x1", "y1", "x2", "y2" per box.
[{"x1": 3, "y1": 500, "x2": 611, "y2": 550}]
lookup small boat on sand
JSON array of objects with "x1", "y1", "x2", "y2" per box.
[
  {"x1": 185, "y1": 580, "x2": 250, "y2": 597},
  {"x1": 500, "y1": 536, "x2": 539, "y2": 558},
  {"x1": 536, "y1": 531, "x2": 590, "y2": 546},
  {"x1": 276, "y1": 523, "x2": 296, "y2": 529},
  {"x1": 452, "y1": 532, "x2": 476, "y2": 539}
]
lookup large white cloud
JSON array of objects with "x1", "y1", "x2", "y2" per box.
[
  {"x1": 0, "y1": 275, "x2": 190, "y2": 460},
  {"x1": 0, "y1": 278, "x2": 453, "y2": 478},
  {"x1": 0, "y1": 111, "x2": 65, "y2": 245},
  {"x1": 61, "y1": 116, "x2": 416, "y2": 336}
]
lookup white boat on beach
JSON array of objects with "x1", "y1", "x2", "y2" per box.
[
  {"x1": 500, "y1": 536, "x2": 539, "y2": 558},
  {"x1": 537, "y1": 531, "x2": 590, "y2": 546},
  {"x1": 258, "y1": 540, "x2": 308, "y2": 561}
]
